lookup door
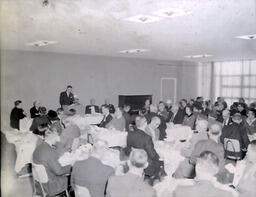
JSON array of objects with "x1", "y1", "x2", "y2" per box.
[{"x1": 160, "y1": 78, "x2": 177, "y2": 103}]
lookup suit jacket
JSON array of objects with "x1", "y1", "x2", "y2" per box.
[
  {"x1": 145, "y1": 112, "x2": 167, "y2": 140},
  {"x1": 190, "y1": 139, "x2": 225, "y2": 169},
  {"x1": 33, "y1": 141, "x2": 71, "y2": 196},
  {"x1": 220, "y1": 122, "x2": 250, "y2": 150},
  {"x1": 85, "y1": 105, "x2": 100, "y2": 114},
  {"x1": 10, "y1": 107, "x2": 26, "y2": 130},
  {"x1": 71, "y1": 157, "x2": 114, "y2": 197},
  {"x1": 245, "y1": 119, "x2": 256, "y2": 135},
  {"x1": 106, "y1": 173, "x2": 156, "y2": 197},
  {"x1": 99, "y1": 114, "x2": 113, "y2": 128},
  {"x1": 30, "y1": 115, "x2": 51, "y2": 132},
  {"x1": 30, "y1": 106, "x2": 40, "y2": 118},
  {"x1": 123, "y1": 111, "x2": 132, "y2": 131},
  {"x1": 173, "y1": 180, "x2": 233, "y2": 197},
  {"x1": 173, "y1": 108, "x2": 186, "y2": 124},
  {"x1": 126, "y1": 128, "x2": 160, "y2": 176},
  {"x1": 59, "y1": 91, "x2": 74, "y2": 106},
  {"x1": 183, "y1": 114, "x2": 196, "y2": 130}
]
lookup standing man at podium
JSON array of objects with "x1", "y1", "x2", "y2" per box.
[{"x1": 59, "y1": 85, "x2": 74, "y2": 110}]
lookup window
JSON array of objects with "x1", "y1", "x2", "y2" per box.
[{"x1": 214, "y1": 60, "x2": 256, "y2": 106}]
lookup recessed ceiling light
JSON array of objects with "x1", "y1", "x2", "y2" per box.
[
  {"x1": 26, "y1": 40, "x2": 58, "y2": 47},
  {"x1": 152, "y1": 8, "x2": 191, "y2": 18},
  {"x1": 125, "y1": 15, "x2": 163, "y2": 23},
  {"x1": 119, "y1": 49, "x2": 149, "y2": 54},
  {"x1": 236, "y1": 34, "x2": 256, "y2": 40},
  {"x1": 184, "y1": 54, "x2": 213, "y2": 58}
]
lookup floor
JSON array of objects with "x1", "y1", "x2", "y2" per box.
[{"x1": 1, "y1": 133, "x2": 34, "y2": 197}]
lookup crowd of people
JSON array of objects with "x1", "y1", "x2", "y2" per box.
[{"x1": 8, "y1": 85, "x2": 256, "y2": 197}]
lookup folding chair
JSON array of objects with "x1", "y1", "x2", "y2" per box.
[
  {"x1": 32, "y1": 163, "x2": 69, "y2": 197},
  {"x1": 224, "y1": 138, "x2": 242, "y2": 160}
]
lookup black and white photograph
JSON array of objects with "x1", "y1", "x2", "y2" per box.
[{"x1": 1, "y1": 0, "x2": 256, "y2": 197}]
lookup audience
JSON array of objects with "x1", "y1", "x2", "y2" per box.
[
  {"x1": 71, "y1": 140, "x2": 115, "y2": 197},
  {"x1": 106, "y1": 148, "x2": 156, "y2": 197},
  {"x1": 30, "y1": 100, "x2": 41, "y2": 118},
  {"x1": 32, "y1": 127, "x2": 71, "y2": 196},
  {"x1": 10, "y1": 100, "x2": 26, "y2": 130},
  {"x1": 9, "y1": 93, "x2": 256, "y2": 197}
]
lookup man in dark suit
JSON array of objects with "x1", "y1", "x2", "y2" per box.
[
  {"x1": 10, "y1": 100, "x2": 26, "y2": 130},
  {"x1": 85, "y1": 98, "x2": 100, "y2": 114},
  {"x1": 220, "y1": 113, "x2": 250, "y2": 159},
  {"x1": 30, "y1": 101, "x2": 41, "y2": 118},
  {"x1": 99, "y1": 105, "x2": 113, "y2": 128},
  {"x1": 59, "y1": 85, "x2": 74, "y2": 108},
  {"x1": 125, "y1": 116, "x2": 163, "y2": 184},
  {"x1": 145, "y1": 104, "x2": 167, "y2": 140}
]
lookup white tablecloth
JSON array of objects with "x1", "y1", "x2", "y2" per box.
[{"x1": 4, "y1": 130, "x2": 39, "y2": 173}]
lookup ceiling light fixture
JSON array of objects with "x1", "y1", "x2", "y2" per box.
[
  {"x1": 119, "y1": 49, "x2": 149, "y2": 54},
  {"x1": 152, "y1": 8, "x2": 191, "y2": 18},
  {"x1": 184, "y1": 54, "x2": 213, "y2": 58},
  {"x1": 236, "y1": 34, "x2": 256, "y2": 40},
  {"x1": 125, "y1": 15, "x2": 163, "y2": 23},
  {"x1": 26, "y1": 40, "x2": 58, "y2": 47}
]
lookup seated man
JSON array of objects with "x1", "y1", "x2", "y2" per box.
[
  {"x1": 10, "y1": 100, "x2": 26, "y2": 130},
  {"x1": 145, "y1": 116, "x2": 161, "y2": 142},
  {"x1": 33, "y1": 128, "x2": 71, "y2": 196},
  {"x1": 245, "y1": 108, "x2": 256, "y2": 141},
  {"x1": 30, "y1": 101, "x2": 41, "y2": 118},
  {"x1": 55, "y1": 119, "x2": 81, "y2": 156},
  {"x1": 85, "y1": 98, "x2": 100, "y2": 114},
  {"x1": 235, "y1": 140, "x2": 256, "y2": 197},
  {"x1": 125, "y1": 116, "x2": 164, "y2": 184},
  {"x1": 71, "y1": 140, "x2": 115, "y2": 197},
  {"x1": 220, "y1": 113, "x2": 250, "y2": 160},
  {"x1": 106, "y1": 107, "x2": 126, "y2": 131},
  {"x1": 99, "y1": 105, "x2": 113, "y2": 128},
  {"x1": 173, "y1": 151, "x2": 234, "y2": 197},
  {"x1": 106, "y1": 148, "x2": 156, "y2": 197},
  {"x1": 30, "y1": 106, "x2": 51, "y2": 132}
]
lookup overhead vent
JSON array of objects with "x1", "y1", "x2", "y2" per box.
[
  {"x1": 236, "y1": 34, "x2": 256, "y2": 40},
  {"x1": 119, "y1": 49, "x2": 149, "y2": 53},
  {"x1": 184, "y1": 54, "x2": 213, "y2": 59},
  {"x1": 125, "y1": 15, "x2": 163, "y2": 23}
]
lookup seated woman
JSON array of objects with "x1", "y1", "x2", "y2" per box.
[
  {"x1": 182, "y1": 106, "x2": 196, "y2": 129},
  {"x1": 106, "y1": 107, "x2": 126, "y2": 131},
  {"x1": 33, "y1": 127, "x2": 71, "y2": 196}
]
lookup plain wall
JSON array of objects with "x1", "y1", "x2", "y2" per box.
[{"x1": 1, "y1": 50, "x2": 199, "y2": 130}]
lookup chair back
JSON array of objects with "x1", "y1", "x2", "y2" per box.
[
  {"x1": 224, "y1": 138, "x2": 242, "y2": 160},
  {"x1": 32, "y1": 163, "x2": 48, "y2": 183},
  {"x1": 74, "y1": 185, "x2": 91, "y2": 197}
]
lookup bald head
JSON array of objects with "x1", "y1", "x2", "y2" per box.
[
  {"x1": 209, "y1": 124, "x2": 221, "y2": 136},
  {"x1": 196, "y1": 119, "x2": 208, "y2": 132}
]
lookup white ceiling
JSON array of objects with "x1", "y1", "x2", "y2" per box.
[{"x1": 1, "y1": 0, "x2": 256, "y2": 62}]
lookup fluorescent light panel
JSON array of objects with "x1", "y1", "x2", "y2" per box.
[
  {"x1": 26, "y1": 40, "x2": 58, "y2": 47},
  {"x1": 125, "y1": 14, "x2": 163, "y2": 23},
  {"x1": 119, "y1": 49, "x2": 149, "y2": 54},
  {"x1": 184, "y1": 54, "x2": 213, "y2": 58},
  {"x1": 152, "y1": 8, "x2": 191, "y2": 18},
  {"x1": 236, "y1": 34, "x2": 256, "y2": 40}
]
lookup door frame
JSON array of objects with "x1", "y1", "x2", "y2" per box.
[{"x1": 160, "y1": 77, "x2": 177, "y2": 103}]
